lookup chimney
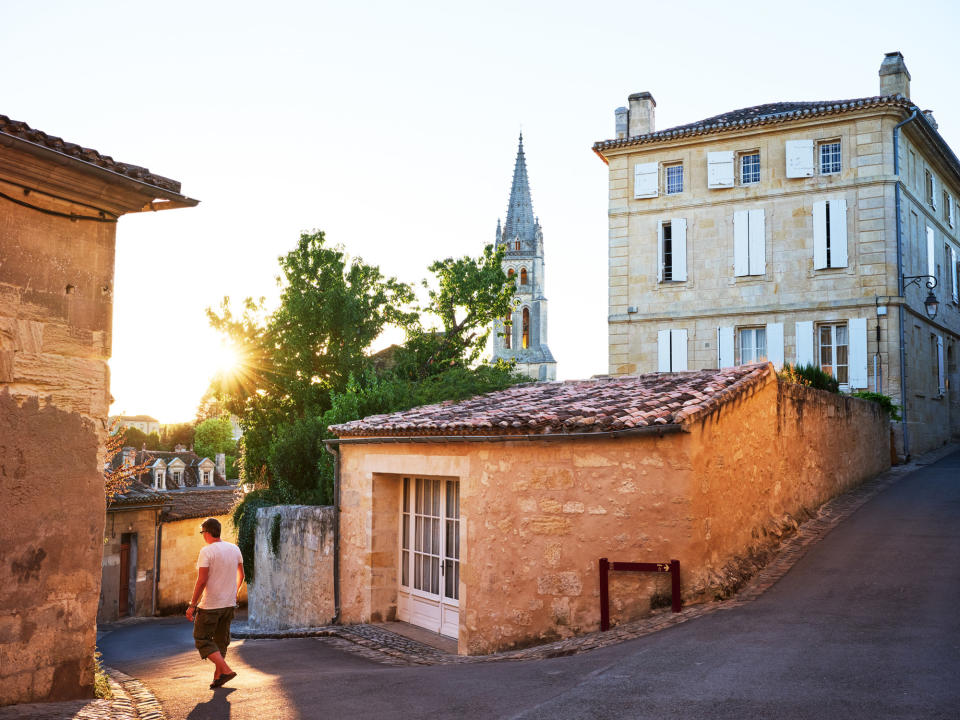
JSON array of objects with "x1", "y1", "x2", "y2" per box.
[
  {"x1": 615, "y1": 107, "x2": 629, "y2": 139},
  {"x1": 879, "y1": 51, "x2": 910, "y2": 99},
  {"x1": 216, "y1": 453, "x2": 226, "y2": 478},
  {"x1": 628, "y1": 92, "x2": 656, "y2": 137}
]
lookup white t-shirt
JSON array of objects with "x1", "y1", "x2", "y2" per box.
[{"x1": 197, "y1": 540, "x2": 243, "y2": 610}]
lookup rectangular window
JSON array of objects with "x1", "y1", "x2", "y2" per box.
[
  {"x1": 661, "y1": 222, "x2": 673, "y2": 282},
  {"x1": 740, "y1": 152, "x2": 760, "y2": 184},
  {"x1": 818, "y1": 141, "x2": 841, "y2": 174},
  {"x1": 665, "y1": 164, "x2": 683, "y2": 194},
  {"x1": 925, "y1": 170, "x2": 937, "y2": 208},
  {"x1": 738, "y1": 327, "x2": 767, "y2": 364},
  {"x1": 945, "y1": 191, "x2": 955, "y2": 227},
  {"x1": 813, "y1": 199, "x2": 848, "y2": 269},
  {"x1": 819, "y1": 323, "x2": 849, "y2": 386}
]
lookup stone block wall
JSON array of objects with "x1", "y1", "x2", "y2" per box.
[
  {"x1": 98, "y1": 508, "x2": 160, "y2": 622},
  {"x1": 248, "y1": 506, "x2": 335, "y2": 630}
]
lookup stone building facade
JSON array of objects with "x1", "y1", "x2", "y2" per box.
[
  {"x1": 492, "y1": 135, "x2": 557, "y2": 380},
  {"x1": 0, "y1": 114, "x2": 196, "y2": 705},
  {"x1": 330, "y1": 364, "x2": 889, "y2": 655},
  {"x1": 593, "y1": 52, "x2": 960, "y2": 456}
]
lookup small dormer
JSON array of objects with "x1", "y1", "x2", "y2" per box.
[
  {"x1": 197, "y1": 457, "x2": 216, "y2": 487},
  {"x1": 167, "y1": 456, "x2": 187, "y2": 488},
  {"x1": 151, "y1": 458, "x2": 167, "y2": 490}
]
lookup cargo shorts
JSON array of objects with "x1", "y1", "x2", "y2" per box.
[{"x1": 193, "y1": 606, "x2": 235, "y2": 660}]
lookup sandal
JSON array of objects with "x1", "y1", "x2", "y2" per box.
[{"x1": 210, "y1": 671, "x2": 237, "y2": 689}]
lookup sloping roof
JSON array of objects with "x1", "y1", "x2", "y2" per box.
[
  {"x1": 109, "y1": 449, "x2": 229, "y2": 490},
  {"x1": 108, "y1": 481, "x2": 167, "y2": 508},
  {"x1": 0, "y1": 113, "x2": 183, "y2": 193},
  {"x1": 593, "y1": 95, "x2": 911, "y2": 152},
  {"x1": 330, "y1": 363, "x2": 773, "y2": 438},
  {"x1": 161, "y1": 488, "x2": 240, "y2": 522}
]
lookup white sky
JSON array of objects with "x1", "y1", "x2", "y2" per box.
[{"x1": 4, "y1": 0, "x2": 959, "y2": 423}]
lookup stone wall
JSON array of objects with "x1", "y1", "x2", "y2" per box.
[
  {"x1": 337, "y1": 374, "x2": 890, "y2": 655},
  {"x1": 99, "y1": 507, "x2": 161, "y2": 622},
  {"x1": 157, "y1": 515, "x2": 247, "y2": 614},
  {"x1": 248, "y1": 506, "x2": 335, "y2": 630},
  {"x1": 0, "y1": 191, "x2": 116, "y2": 704}
]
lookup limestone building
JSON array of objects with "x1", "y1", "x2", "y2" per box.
[
  {"x1": 593, "y1": 52, "x2": 960, "y2": 456},
  {"x1": 492, "y1": 135, "x2": 557, "y2": 380}
]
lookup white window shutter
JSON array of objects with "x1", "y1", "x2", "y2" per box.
[
  {"x1": 657, "y1": 223, "x2": 664, "y2": 282},
  {"x1": 717, "y1": 326, "x2": 734, "y2": 368},
  {"x1": 795, "y1": 321, "x2": 814, "y2": 367},
  {"x1": 707, "y1": 151, "x2": 735, "y2": 188},
  {"x1": 813, "y1": 200, "x2": 828, "y2": 269},
  {"x1": 734, "y1": 211, "x2": 749, "y2": 277},
  {"x1": 672, "y1": 218, "x2": 687, "y2": 282},
  {"x1": 748, "y1": 209, "x2": 765, "y2": 275},
  {"x1": 658, "y1": 329, "x2": 672, "y2": 372},
  {"x1": 949, "y1": 198, "x2": 955, "y2": 227},
  {"x1": 831, "y1": 198, "x2": 848, "y2": 268},
  {"x1": 671, "y1": 329, "x2": 688, "y2": 371},
  {"x1": 848, "y1": 318, "x2": 868, "y2": 389},
  {"x1": 927, "y1": 226, "x2": 936, "y2": 279},
  {"x1": 634, "y1": 162, "x2": 659, "y2": 199},
  {"x1": 931, "y1": 176, "x2": 937, "y2": 209},
  {"x1": 785, "y1": 139, "x2": 814, "y2": 178},
  {"x1": 937, "y1": 335, "x2": 945, "y2": 395},
  {"x1": 765, "y1": 322, "x2": 785, "y2": 369},
  {"x1": 951, "y1": 246, "x2": 958, "y2": 303}
]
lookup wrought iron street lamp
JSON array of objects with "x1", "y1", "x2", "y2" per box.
[{"x1": 902, "y1": 275, "x2": 939, "y2": 319}]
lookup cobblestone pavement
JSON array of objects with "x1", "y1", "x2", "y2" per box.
[{"x1": 2, "y1": 442, "x2": 954, "y2": 718}]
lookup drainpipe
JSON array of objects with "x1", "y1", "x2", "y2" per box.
[
  {"x1": 152, "y1": 509, "x2": 162, "y2": 616},
  {"x1": 322, "y1": 442, "x2": 341, "y2": 625},
  {"x1": 894, "y1": 107, "x2": 919, "y2": 459}
]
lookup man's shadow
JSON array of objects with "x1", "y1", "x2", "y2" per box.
[{"x1": 185, "y1": 687, "x2": 236, "y2": 720}]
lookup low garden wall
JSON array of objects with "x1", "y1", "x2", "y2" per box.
[{"x1": 248, "y1": 505, "x2": 335, "y2": 630}]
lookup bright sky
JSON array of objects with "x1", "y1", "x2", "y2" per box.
[{"x1": 4, "y1": 0, "x2": 959, "y2": 423}]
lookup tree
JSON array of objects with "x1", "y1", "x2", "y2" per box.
[
  {"x1": 194, "y1": 417, "x2": 236, "y2": 460},
  {"x1": 121, "y1": 426, "x2": 161, "y2": 450},
  {"x1": 160, "y1": 422, "x2": 195, "y2": 451},
  {"x1": 195, "y1": 388, "x2": 229, "y2": 424},
  {"x1": 104, "y1": 427, "x2": 151, "y2": 498}
]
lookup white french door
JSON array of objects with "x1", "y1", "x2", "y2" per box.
[{"x1": 397, "y1": 477, "x2": 460, "y2": 638}]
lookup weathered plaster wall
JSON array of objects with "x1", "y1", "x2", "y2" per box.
[
  {"x1": 0, "y1": 193, "x2": 116, "y2": 704},
  {"x1": 248, "y1": 506, "x2": 334, "y2": 630},
  {"x1": 98, "y1": 508, "x2": 160, "y2": 622},
  {"x1": 157, "y1": 515, "x2": 246, "y2": 614},
  {"x1": 338, "y1": 376, "x2": 890, "y2": 656}
]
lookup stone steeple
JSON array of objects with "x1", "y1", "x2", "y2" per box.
[{"x1": 492, "y1": 134, "x2": 557, "y2": 381}]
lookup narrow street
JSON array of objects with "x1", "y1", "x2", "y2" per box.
[{"x1": 98, "y1": 450, "x2": 960, "y2": 720}]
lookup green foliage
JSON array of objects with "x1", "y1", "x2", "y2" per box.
[
  {"x1": 269, "y1": 514, "x2": 282, "y2": 556},
  {"x1": 159, "y1": 422, "x2": 195, "y2": 451},
  {"x1": 267, "y1": 415, "x2": 331, "y2": 504},
  {"x1": 121, "y1": 426, "x2": 161, "y2": 450},
  {"x1": 231, "y1": 490, "x2": 284, "y2": 583},
  {"x1": 851, "y1": 391, "x2": 902, "y2": 421},
  {"x1": 778, "y1": 363, "x2": 840, "y2": 393},
  {"x1": 194, "y1": 417, "x2": 236, "y2": 459},
  {"x1": 93, "y1": 649, "x2": 112, "y2": 699}
]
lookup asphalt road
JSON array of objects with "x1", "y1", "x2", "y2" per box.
[{"x1": 100, "y1": 450, "x2": 960, "y2": 719}]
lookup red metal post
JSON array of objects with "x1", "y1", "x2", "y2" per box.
[
  {"x1": 670, "y1": 559, "x2": 681, "y2": 613},
  {"x1": 599, "y1": 557, "x2": 610, "y2": 631}
]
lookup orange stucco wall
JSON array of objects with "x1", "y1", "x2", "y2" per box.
[{"x1": 338, "y1": 375, "x2": 890, "y2": 655}]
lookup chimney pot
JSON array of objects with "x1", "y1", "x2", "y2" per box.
[
  {"x1": 879, "y1": 51, "x2": 911, "y2": 99},
  {"x1": 627, "y1": 92, "x2": 656, "y2": 136}
]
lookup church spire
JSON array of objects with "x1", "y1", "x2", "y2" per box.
[{"x1": 503, "y1": 133, "x2": 536, "y2": 245}]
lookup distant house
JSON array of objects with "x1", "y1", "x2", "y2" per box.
[
  {"x1": 110, "y1": 414, "x2": 161, "y2": 436},
  {"x1": 98, "y1": 448, "x2": 241, "y2": 622},
  {"x1": 330, "y1": 363, "x2": 889, "y2": 655}
]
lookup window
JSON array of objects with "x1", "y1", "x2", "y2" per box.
[
  {"x1": 738, "y1": 327, "x2": 767, "y2": 364},
  {"x1": 945, "y1": 191, "x2": 955, "y2": 227},
  {"x1": 507, "y1": 268, "x2": 515, "y2": 280},
  {"x1": 665, "y1": 164, "x2": 683, "y2": 194},
  {"x1": 522, "y1": 307, "x2": 530, "y2": 349},
  {"x1": 154, "y1": 470, "x2": 165, "y2": 490},
  {"x1": 818, "y1": 141, "x2": 841, "y2": 175},
  {"x1": 514, "y1": 240, "x2": 521, "y2": 251},
  {"x1": 173, "y1": 470, "x2": 182, "y2": 487},
  {"x1": 740, "y1": 152, "x2": 760, "y2": 184},
  {"x1": 813, "y1": 199, "x2": 848, "y2": 269},
  {"x1": 932, "y1": 335, "x2": 944, "y2": 396},
  {"x1": 657, "y1": 329, "x2": 688, "y2": 371},
  {"x1": 661, "y1": 222, "x2": 673, "y2": 282},
  {"x1": 520, "y1": 267, "x2": 528, "y2": 285},
  {"x1": 925, "y1": 170, "x2": 937, "y2": 209},
  {"x1": 733, "y1": 209, "x2": 765, "y2": 276},
  {"x1": 202, "y1": 471, "x2": 211, "y2": 486},
  {"x1": 819, "y1": 323, "x2": 849, "y2": 386},
  {"x1": 503, "y1": 312, "x2": 512, "y2": 349}
]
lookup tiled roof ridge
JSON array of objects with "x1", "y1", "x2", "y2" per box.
[
  {"x1": 331, "y1": 363, "x2": 775, "y2": 438},
  {"x1": 0, "y1": 113, "x2": 182, "y2": 193},
  {"x1": 594, "y1": 95, "x2": 913, "y2": 151}
]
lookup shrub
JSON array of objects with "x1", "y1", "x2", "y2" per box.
[
  {"x1": 851, "y1": 391, "x2": 902, "y2": 421},
  {"x1": 778, "y1": 363, "x2": 839, "y2": 393},
  {"x1": 93, "y1": 650, "x2": 112, "y2": 699}
]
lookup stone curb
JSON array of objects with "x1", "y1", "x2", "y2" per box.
[
  {"x1": 104, "y1": 667, "x2": 166, "y2": 720},
  {"x1": 232, "y1": 443, "x2": 958, "y2": 667}
]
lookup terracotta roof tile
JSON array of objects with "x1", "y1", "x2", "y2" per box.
[
  {"x1": 331, "y1": 363, "x2": 773, "y2": 438},
  {"x1": 161, "y1": 487, "x2": 241, "y2": 522}
]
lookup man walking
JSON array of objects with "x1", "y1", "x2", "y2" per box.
[{"x1": 186, "y1": 517, "x2": 244, "y2": 689}]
